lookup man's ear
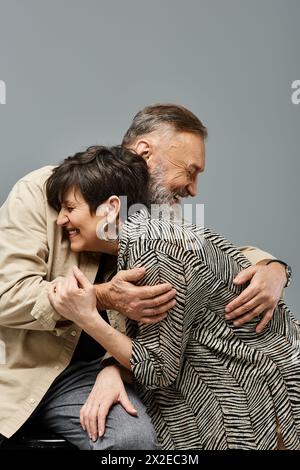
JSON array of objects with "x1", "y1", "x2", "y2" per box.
[{"x1": 134, "y1": 139, "x2": 152, "y2": 162}]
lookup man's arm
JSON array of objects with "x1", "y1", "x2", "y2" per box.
[
  {"x1": 239, "y1": 245, "x2": 275, "y2": 265},
  {"x1": 226, "y1": 245, "x2": 288, "y2": 332},
  {"x1": 95, "y1": 268, "x2": 177, "y2": 324},
  {"x1": 0, "y1": 178, "x2": 64, "y2": 332}
]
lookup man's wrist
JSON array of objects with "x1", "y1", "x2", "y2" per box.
[
  {"x1": 266, "y1": 259, "x2": 292, "y2": 288},
  {"x1": 95, "y1": 282, "x2": 112, "y2": 310}
]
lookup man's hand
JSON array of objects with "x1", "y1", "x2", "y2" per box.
[
  {"x1": 225, "y1": 262, "x2": 287, "y2": 333},
  {"x1": 80, "y1": 365, "x2": 137, "y2": 442},
  {"x1": 96, "y1": 267, "x2": 176, "y2": 324}
]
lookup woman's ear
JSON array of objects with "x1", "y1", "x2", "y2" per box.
[{"x1": 107, "y1": 196, "x2": 120, "y2": 223}]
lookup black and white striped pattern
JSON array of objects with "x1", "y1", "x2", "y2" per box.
[{"x1": 118, "y1": 210, "x2": 300, "y2": 450}]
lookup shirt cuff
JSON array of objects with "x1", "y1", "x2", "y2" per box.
[{"x1": 30, "y1": 283, "x2": 65, "y2": 331}]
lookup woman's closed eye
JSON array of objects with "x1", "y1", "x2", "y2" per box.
[{"x1": 62, "y1": 204, "x2": 75, "y2": 213}]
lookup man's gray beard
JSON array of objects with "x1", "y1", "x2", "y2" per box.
[
  {"x1": 148, "y1": 166, "x2": 184, "y2": 224},
  {"x1": 148, "y1": 165, "x2": 174, "y2": 206}
]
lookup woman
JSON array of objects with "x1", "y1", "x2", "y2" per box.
[{"x1": 47, "y1": 145, "x2": 300, "y2": 450}]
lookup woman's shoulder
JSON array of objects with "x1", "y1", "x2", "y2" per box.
[
  {"x1": 120, "y1": 209, "x2": 207, "y2": 255},
  {"x1": 119, "y1": 210, "x2": 251, "y2": 271}
]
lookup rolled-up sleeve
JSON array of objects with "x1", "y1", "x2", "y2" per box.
[
  {"x1": 0, "y1": 178, "x2": 63, "y2": 331},
  {"x1": 239, "y1": 246, "x2": 275, "y2": 265}
]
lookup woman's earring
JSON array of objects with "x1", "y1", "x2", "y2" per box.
[{"x1": 96, "y1": 219, "x2": 118, "y2": 242}]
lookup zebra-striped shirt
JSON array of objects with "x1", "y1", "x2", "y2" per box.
[{"x1": 118, "y1": 210, "x2": 300, "y2": 450}]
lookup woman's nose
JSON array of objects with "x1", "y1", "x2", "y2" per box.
[{"x1": 57, "y1": 212, "x2": 69, "y2": 226}]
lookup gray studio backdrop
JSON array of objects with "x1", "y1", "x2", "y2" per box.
[{"x1": 0, "y1": 0, "x2": 299, "y2": 316}]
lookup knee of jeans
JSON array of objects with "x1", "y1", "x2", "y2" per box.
[
  {"x1": 121, "y1": 427, "x2": 160, "y2": 450},
  {"x1": 92, "y1": 422, "x2": 160, "y2": 451}
]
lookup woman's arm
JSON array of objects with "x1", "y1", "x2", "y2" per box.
[
  {"x1": 48, "y1": 266, "x2": 133, "y2": 369},
  {"x1": 49, "y1": 242, "x2": 208, "y2": 390}
]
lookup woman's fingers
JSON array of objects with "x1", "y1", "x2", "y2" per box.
[
  {"x1": 88, "y1": 403, "x2": 101, "y2": 441},
  {"x1": 73, "y1": 265, "x2": 92, "y2": 290},
  {"x1": 81, "y1": 399, "x2": 99, "y2": 442}
]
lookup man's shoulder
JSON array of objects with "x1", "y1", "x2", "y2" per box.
[{"x1": 19, "y1": 166, "x2": 55, "y2": 188}]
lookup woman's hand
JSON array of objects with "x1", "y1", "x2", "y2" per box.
[
  {"x1": 80, "y1": 365, "x2": 137, "y2": 442},
  {"x1": 50, "y1": 266, "x2": 133, "y2": 370},
  {"x1": 48, "y1": 266, "x2": 99, "y2": 328}
]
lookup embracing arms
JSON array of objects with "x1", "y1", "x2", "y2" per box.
[{"x1": 0, "y1": 176, "x2": 175, "y2": 331}]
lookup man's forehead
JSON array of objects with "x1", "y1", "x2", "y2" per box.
[
  {"x1": 168, "y1": 131, "x2": 204, "y2": 149},
  {"x1": 168, "y1": 133, "x2": 205, "y2": 160}
]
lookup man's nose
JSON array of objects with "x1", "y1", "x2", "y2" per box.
[
  {"x1": 57, "y1": 211, "x2": 69, "y2": 226},
  {"x1": 187, "y1": 181, "x2": 197, "y2": 197}
]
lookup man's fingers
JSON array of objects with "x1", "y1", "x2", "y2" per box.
[
  {"x1": 140, "y1": 313, "x2": 168, "y2": 324},
  {"x1": 225, "y1": 296, "x2": 261, "y2": 319},
  {"x1": 118, "y1": 267, "x2": 146, "y2": 283},
  {"x1": 137, "y1": 282, "x2": 174, "y2": 300},
  {"x1": 141, "y1": 288, "x2": 176, "y2": 309},
  {"x1": 142, "y1": 299, "x2": 176, "y2": 318},
  {"x1": 233, "y1": 266, "x2": 257, "y2": 284},
  {"x1": 256, "y1": 309, "x2": 274, "y2": 333},
  {"x1": 231, "y1": 305, "x2": 264, "y2": 327},
  {"x1": 225, "y1": 285, "x2": 258, "y2": 313},
  {"x1": 72, "y1": 265, "x2": 92, "y2": 289}
]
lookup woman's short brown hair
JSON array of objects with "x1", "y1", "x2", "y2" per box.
[{"x1": 46, "y1": 145, "x2": 149, "y2": 214}]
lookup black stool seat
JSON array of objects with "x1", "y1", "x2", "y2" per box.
[{"x1": 2, "y1": 424, "x2": 77, "y2": 450}]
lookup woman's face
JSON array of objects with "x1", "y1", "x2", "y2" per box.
[{"x1": 56, "y1": 186, "x2": 118, "y2": 253}]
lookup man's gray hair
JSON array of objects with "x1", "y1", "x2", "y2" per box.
[{"x1": 122, "y1": 103, "x2": 207, "y2": 146}]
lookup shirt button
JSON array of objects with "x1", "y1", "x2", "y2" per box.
[
  {"x1": 54, "y1": 365, "x2": 60, "y2": 370},
  {"x1": 71, "y1": 330, "x2": 77, "y2": 337},
  {"x1": 29, "y1": 398, "x2": 36, "y2": 405}
]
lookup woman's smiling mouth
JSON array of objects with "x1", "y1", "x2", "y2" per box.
[{"x1": 67, "y1": 228, "x2": 80, "y2": 238}]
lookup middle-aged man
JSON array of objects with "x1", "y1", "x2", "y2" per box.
[{"x1": 0, "y1": 104, "x2": 290, "y2": 449}]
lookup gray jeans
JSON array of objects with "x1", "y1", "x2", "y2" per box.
[{"x1": 1, "y1": 358, "x2": 160, "y2": 450}]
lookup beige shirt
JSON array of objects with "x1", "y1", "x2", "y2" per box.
[{"x1": 0, "y1": 166, "x2": 275, "y2": 438}]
